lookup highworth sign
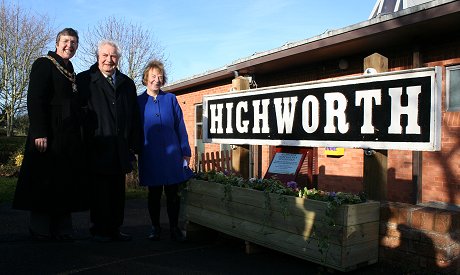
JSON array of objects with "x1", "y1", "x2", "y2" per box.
[{"x1": 203, "y1": 67, "x2": 442, "y2": 151}]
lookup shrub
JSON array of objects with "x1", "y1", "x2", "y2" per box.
[
  {"x1": 0, "y1": 136, "x2": 26, "y2": 165},
  {"x1": 194, "y1": 170, "x2": 366, "y2": 204},
  {"x1": 0, "y1": 137, "x2": 25, "y2": 177}
]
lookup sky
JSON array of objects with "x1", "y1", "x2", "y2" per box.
[{"x1": 17, "y1": 0, "x2": 377, "y2": 83}]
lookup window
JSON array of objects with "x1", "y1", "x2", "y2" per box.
[{"x1": 446, "y1": 65, "x2": 460, "y2": 112}]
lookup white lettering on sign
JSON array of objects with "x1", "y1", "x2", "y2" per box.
[
  {"x1": 274, "y1": 97, "x2": 298, "y2": 134},
  {"x1": 225, "y1": 102, "x2": 234, "y2": 134},
  {"x1": 388, "y1": 86, "x2": 421, "y2": 134},
  {"x1": 324, "y1": 92, "x2": 349, "y2": 134},
  {"x1": 208, "y1": 87, "x2": 423, "y2": 136},
  {"x1": 236, "y1": 101, "x2": 248, "y2": 133},
  {"x1": 356, "y1": 89, "x2": 381, "y2": 134},
  {"x1": 209, "y1": 103, "x2": 223, "y2": 134},
  {"x1": 302, "y1": 95, "x2": 319, "y2": 133},
  {"x1": 252, "y1": 99, "x2": 270, "y2": 134}
]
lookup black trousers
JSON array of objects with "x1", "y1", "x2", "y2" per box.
[
  {"x1": 148, "y1": 183, "x2": 181, "y2": 229},
  {"x1": 90, "y1": 173, "x2": 126, "y2": 236}
]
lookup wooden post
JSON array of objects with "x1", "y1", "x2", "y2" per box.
[
  {"x1": 412, "y1": 47, "x2": 423, "y2": 204},
  {"x1": 252, "y1": 145, "x2": 262, "y2": 179},
  {"x1": 231, "y1": 76, "x2": 250, "y2": 178},
  {"x1": 363, "y1": 53, "x2": 388, "y2": 201},
  {"x1": 363, "y1": 53, "x2": 388, "y2": 73},
  {"x1": 232, "y1": 76, "x2": 250, "y2": 91}
]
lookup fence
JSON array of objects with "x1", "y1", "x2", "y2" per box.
[{"x1": 197, "y1": 150, "x2": 232, "y2": 173}]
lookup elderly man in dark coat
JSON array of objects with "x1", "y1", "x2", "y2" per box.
[
  {"x1": 13, "y1": 28, "x2": 89, "y2": 241},
  {"x1": 76, "y1": 40, "x2": 141, "y2": 242}
]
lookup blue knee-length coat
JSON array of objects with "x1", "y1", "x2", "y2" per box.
[{"x1": 137, "y1": 90, "x2": 192, "y2": 186}]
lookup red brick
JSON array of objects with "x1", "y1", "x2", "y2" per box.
[
  {"x1": 412, "y1": 239, "x2": 439, "y2": 258},
  {"x1": 383, "y1": 226, "x2": 401, "y2": 238},
  {"x1": 433, "y1": 245, "x2": 456, "y2": 262},
  {"x1": 434, "y1": 211, "x2": 457, "y2": 234},
  {"x1": 419, "y1": 208, "x2": 437, "y2": 231},
  {"x1": 397, "y1": 225, "x2": 421, "y2": 241},
  {"x1": 411, "y1": 210, "x2": 422, "y2": 229},
  {"x1": 424, "y1": 231, "x2": 454, "y2": 247},
  {"x1": 379, "y1": 203, "x2": 396, "y2": 224},
  {"x1": 380, "y1": 236, "x2": 401, "y2": 249}
]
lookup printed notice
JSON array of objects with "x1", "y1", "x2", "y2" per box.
[{"x1": 267, "y1": 153, "x2": 303, "y2": 175}]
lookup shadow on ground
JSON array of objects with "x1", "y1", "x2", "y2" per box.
[{"x1": 0, "y1": 199, "x2": 405, "y2": 275}]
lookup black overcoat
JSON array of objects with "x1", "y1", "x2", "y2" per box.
[
  {"x1": 76, "y1": 64, "x2": 141, "y2": 175},
  {"x1": 12, "y1": 51, "x2": 89, "y2": 213}
]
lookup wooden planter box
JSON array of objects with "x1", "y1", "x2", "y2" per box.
[{"x1": 183, "y1": 179, "x2": 380, "y2": 272}]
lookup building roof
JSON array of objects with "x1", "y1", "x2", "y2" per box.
[
  {"x1": 369, "y1": 0, "x2": 434, "y2": 19},
  {"x1": 164, "y1": 0, "x2": 460, "y2": 93}
]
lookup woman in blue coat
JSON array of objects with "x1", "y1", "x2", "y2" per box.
[{"x1": 137, "y1": 60, "x2": 192, "y2": 242}]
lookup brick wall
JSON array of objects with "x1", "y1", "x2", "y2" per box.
[
  {"x1": 174, "y1": 34, "x2": 460, "y2": 273},
  {"x1": 317, "y1": 148, "x2": 364, "y2": 194},
  {"x1": 380, "y1": 202, "x2": 460, "y2": 274},
  {"x1": 418, "y1": 48, "x2": 460, "y2": 205},
  {"x1": 387, "y1": 150, "x2": 415, "y2": 203},
  {"x1": 422, "y1": 111, "x2": 460, "y2": 205}
]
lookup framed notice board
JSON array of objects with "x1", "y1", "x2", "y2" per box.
[{"x1": 264, "y1": 146, "x2": 309, "y2": 184}]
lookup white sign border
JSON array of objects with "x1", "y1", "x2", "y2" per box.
[{"x1": 203, "y1": 67, "x2": 442, "y2": 151}]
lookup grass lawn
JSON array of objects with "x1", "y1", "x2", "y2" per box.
[
  {"x1": 0, "y1": 177, "x2": 17, "y2": 204},
  {"x1": 0, "y1": 176, "x2": 148, "y2": 204},
  {"x1": 126, "y1": 186, "x2": 148, "y2": 200}
]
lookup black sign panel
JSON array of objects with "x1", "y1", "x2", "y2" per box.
[{"x1": 203, "y1": 67, "x2": 441, "y2": 151}]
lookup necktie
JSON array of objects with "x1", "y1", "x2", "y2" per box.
[{"x1": 107, "y1": 76, "x2": 115, "y2": 88}]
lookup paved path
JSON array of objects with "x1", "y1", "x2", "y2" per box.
[{"x1": 0, "y1": 199, "x2": 400, "y2": 275}]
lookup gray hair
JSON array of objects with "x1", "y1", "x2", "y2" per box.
[{"x1": 95, "y1": 39, "x2": 122, "y2": 59}]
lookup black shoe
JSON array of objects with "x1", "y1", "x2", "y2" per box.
[
  {"x1": 55, "y1": 234, "x2": 75, "y2": 242},
  {"x1": 170, "y1": 227, "x2": 186, "y2": 242},
  {"x1": 112, "y1": 232, "x2": 132, "y2": 242},
  {"x1": 29, "y1": 229, "x2": 52, "y2": 241},
  {"x1": 148, "y1": 226, "x2": 161, "y2": 241},
  {"x1": 92, "y1": 235, "x2": 112, "y2": 243}
]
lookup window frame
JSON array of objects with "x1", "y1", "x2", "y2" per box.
[
  {"x1": 446, "y1": 64, "x2": 460, "y2": 112},
  {"x1": 194, "y1": 103, "x2": 204, "y2": 171}
]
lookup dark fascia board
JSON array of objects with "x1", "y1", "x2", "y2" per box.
[
  {"x1": 164, "y1": 0, "x2": 460, "y2": 93},
  {"x1": 163, "y1": 66, "x2": 233, "y2": 92}
]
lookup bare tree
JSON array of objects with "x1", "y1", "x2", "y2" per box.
[
  {"x1": 0, "y1": 0, "x2": 52, "y2": 136},
  {"x1": 79, "y1": 16, "x2": 166, "y2": 90}
]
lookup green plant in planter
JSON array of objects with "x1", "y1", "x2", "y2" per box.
[
  {"x1": 299, "y1": 188, "x2": 366, "y2": 204},
  {"x1": 197, "y1": 170, "x2": 244, "y2": 204},
  {"x1": 195, "y1": 171, "x2": 296, "y2": 221},
  {"x1": 195, "y1": 170, "x2": 366, "y2": 203},
  {"x1": 249, "y1": 177, "x2": 294, "y2": 220}
]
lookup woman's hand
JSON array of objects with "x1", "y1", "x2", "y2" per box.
[
  {"x1": 183, "y1": 156, "x2": 191, "y2": 166},
  {"x1": 34, "y1": 137, "x2": 47, "y2": 152}
]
